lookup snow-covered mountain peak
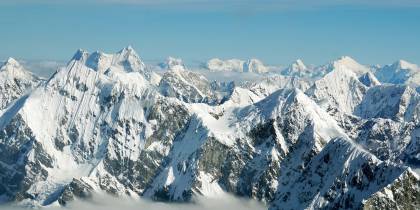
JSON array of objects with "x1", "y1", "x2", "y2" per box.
[
  {"x1": 3, "y1": 57, "x2": 20, "y2": 66},
  {"x1": 114, "y1": 46, "x2": 146, "y2": 72},
  {"x1": 331, "y1": 56, "x2": 369, "y2": 75},
  {"x1": 68, "y1": 47, "x2": 147, "y2": 74},
  {"x1": 0, "y1": 57, "x2": 34, "y2": 78},
  {"x1": 293, "y1": 59, "x2": 306, "y2": 69},
  {"x1": 255, "y1": 88, "x2": 341, "y2": 126},
  {"x1": 306, "y1": 66, "x2": 369, "y2": 114},
  {"x1": 120, "y1": 45, "x2": 135, "y2": 52},
  {"x1": 84, "y1": 51, "x2": 113, "y2": 71},
  {"x1": 375, "y1": 59, "x2": 420, "y2": 85},
  {"x1": 335, "y1": 55, "x2": 357, "y2": 64},
  {"x1": 71, "y1": 49, "x2": 89, "y2": 62},
  {"x1": 116, "y1": 45, "x2": 138, "y2": 59},
  {"x1": 0, "y1": 57, "x2": 41, "y2": 110},
  {"x1": 281, "y1": 59, "x2": 312, "y2": 77},
  {"x1": 393, "y1": 59, "x2": 418, "y2": 70},
  {"x1": 1, "y1": 57, "x2": 22, "y2": 70}
]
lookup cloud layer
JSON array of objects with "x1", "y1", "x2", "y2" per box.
[
  {"x1": 0, "y1": 193, "x2": 265, "y2": 210},
  {"x1": 20, "y1": 60, "x2": 65, "y2": 78}
]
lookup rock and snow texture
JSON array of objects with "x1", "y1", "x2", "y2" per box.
[
  {"x1": 158, "y1": 67, "x2": 234, "y2": 105},
  {"x1": 0, "y1": 49, "x2": 419, "y2": 210},
  {"x1": 306, "y1": 66, "x2": 369, "y2": 114},
  {"x1": 355, "y1": 85, "x2": 420, "y2": 121},
  {"x1": 247, "y1": 75, "x2": 313, "y2": 98}
]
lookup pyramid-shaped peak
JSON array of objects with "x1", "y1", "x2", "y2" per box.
[
  {"x1": 0, "y1": 57, "x2": 35, "y2": 79},
  {"x1": 118, "y1": 45, "x2": 138, "y2": 56},
  {"x1": 6, "y1": 57, "x2": 19, "y2": 64},
  {"x1": 1, "y1": 57, "x2": 22, "y2": 70},
  {"x1": 5, "y1": 57, "x2": 20, "y2": 65},
  {"x1": 330, "y1": 56, "x2": 370, "y2": 75}
]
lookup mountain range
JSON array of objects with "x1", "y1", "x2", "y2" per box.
[{"x1": 0, "y1": 46, "x2": 418, "y2": 210}]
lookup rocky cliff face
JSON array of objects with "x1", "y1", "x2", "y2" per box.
[{"x1": 362, "y1": 169, "x2": 419, "y2": 210}]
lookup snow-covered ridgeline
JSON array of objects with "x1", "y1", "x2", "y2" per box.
[{"x1": 0, "y1": 49, "x2": 418, "y2": 210}]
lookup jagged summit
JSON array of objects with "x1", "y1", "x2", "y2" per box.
[
  {"x1": 117, "y1": 45, "x2": 140, "y2": 60},
  {"x1": 119, "y1": 45, "x2": 135, "y2": 52},
  {"x1": 71, "y1": 49, "x2": 89, "y2": 62},
  {"x1": 68, "y1": 46, "x2": 146, "y2": 74}
]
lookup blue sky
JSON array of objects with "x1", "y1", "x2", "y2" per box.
[{"x1": 0, "y1": 0, "x2": 419, "y2": 66}]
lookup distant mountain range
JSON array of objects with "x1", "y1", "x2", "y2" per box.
[{"x1": 0, "y1": 47, "x2": 418, "y2": 210}]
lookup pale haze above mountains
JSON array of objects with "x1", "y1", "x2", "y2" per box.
[{"x1": 8, "y1": 54, "x2": 420, "y2": 83}]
